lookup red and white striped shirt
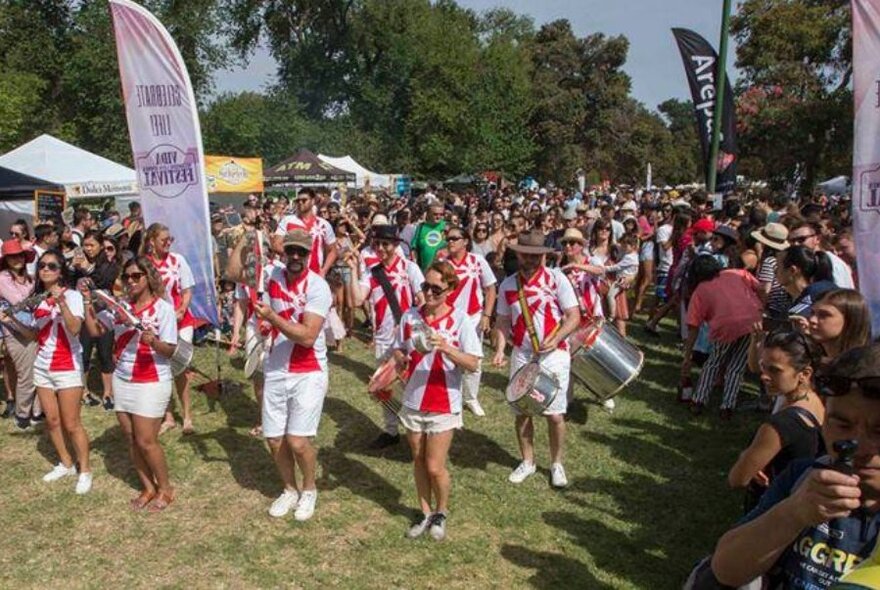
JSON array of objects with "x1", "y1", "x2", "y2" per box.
[
  {"x1": 396, "y1": 307, "x2": 482, "y2": 414},
  {"x1": 98, "y1": 298, "x2": 177, "y2": 383},
  {"x1": 149, "y1": 252, "x2": 195, "y2": 329},
  {"x1": 441, "y1": 252, "x2": 496, "y2": 318},
  {"x1": 563, "y1": 266, "x2": 604, "y2": 319},
  {"x1": 358, "y1": 255, "x2": 424, "y2": 349},
  {"x1": 275, "y1": 214, "x2": 336, "y2": 274},
  {"x1": 496, "y1": 267, "x2": 578, "y2": 354},
  {"x1": 33, "y1": 289, "x2": 85, "y2": 373},
  {"x1": 264, "y1": 267, "x2": 332, "y2": 376}
]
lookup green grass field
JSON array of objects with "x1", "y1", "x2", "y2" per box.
[{"x1": 0, "y1": 318, "x2": 762, "y2": 589}]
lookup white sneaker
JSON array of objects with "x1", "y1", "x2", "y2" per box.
[
  {"x1": 550, "y1": 463, "x2": 568, "y2": 488},
  {"x1": 407, "y1": 513, "x2": 433, "y2": 539},
  {"x1": 75, "y1": 472, "x2": 93, "y2": 495},
  {"x1": 268, "y1": 489, "x2": 300, "y2": 518},
  {"x1": 508, "y1": 461, "x2": 536, "y2": 484},
  {"x1": 42, "y1": 463, "x2": 76, "y2": 483},
  {"x1": 294, "y1": 489, "x2": 317, "y2": 521},
  {"x1": 429, "y1": 512, "x2": 447, "y2": 541},
  {"x1": 465, "y1": 400, "x2": 486, "y2": 417},
  {"x1": 602, "y1": 398, "x2": 616, "y2": 414}
]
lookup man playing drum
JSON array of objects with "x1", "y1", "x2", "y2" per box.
[
  {"x1": 493, "y1": 230, "x2": 581, "y2": 488},
  {"x1": 347, "y1": 224, "x2": 425, "y2": 448}
]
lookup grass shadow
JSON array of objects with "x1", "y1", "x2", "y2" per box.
[
  {"x1": 181, "y1": 427, "x2": 277, "y2": 498},
  {"x1": 89, "y1": 423, "x2": 142, "y2": 491},
  {"x1": 500, "y1": 543, "x2": 609, "y2": 589},
  {"x1": 323, "y1": 396, "x2": 410, "y2": 463},
  {"x1": 318, "y1": 446, "x2": 413, "y2": 519}
]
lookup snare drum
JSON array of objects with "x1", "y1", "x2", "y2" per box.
[
  {"x1": 506, "y1": 360, "x2": 560, "y2": 416},
  {"x1": 367, "y1": 359, "x2": 405, "y2": 415}
]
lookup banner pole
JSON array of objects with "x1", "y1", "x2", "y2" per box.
[{"x1": 707, "y1": 0, "x2": 732, "y2": 194}]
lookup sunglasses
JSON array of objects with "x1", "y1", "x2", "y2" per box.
[
  {"x1": 562, "y1": 241, "x2": 580, "y2": 247},
  {"x1": 284, "y1": 247, "x2": 310, "y2": 258},
  {"x1": 815, "y1": 374, "x2": 880, "y2": 398},
  {"x1": 447, "y1": 236, "x2": 464, "y2": 242},
  {"x1": 9, "y1": 231, "x2": 22, "y2": 237},
  {"x1": 38, "y1": 262, "x2": 60, "y2": 271},
  {"x1": 123, "y1": 271, "x2": 146, "y2": 282},
  {"x1": 104, "y1": 245, "x2": 116, "y2": 252},
  {"x1": 160, "y1": 237, "x2": 174, "y2": 245},
  {"x1": 789, "y1": 234, "x2": 816, "y2": 245},
  {"x1": 421, "y1": 283, "x2": 448, "y2": 296}
]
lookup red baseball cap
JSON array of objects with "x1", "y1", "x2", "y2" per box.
[{"x1": 691, "y1": 218, "x2": 716, "y2": 234}]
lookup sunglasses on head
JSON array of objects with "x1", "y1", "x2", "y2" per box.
[
  {"x1": 421, "y1": 283, "x2": 447, "y2": 296},
  {"x1": 123, "y1": 271, "x2": 146, "y2": 282},
  {"x1": 815, "y1": 374, "x2": 880, "y2": 398},
  {"x1": 38, "y1": 262, "x2": 60, "y2": 271}
]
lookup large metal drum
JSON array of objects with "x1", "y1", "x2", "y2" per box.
[
  {"x1": 570, "y1": 319, "x2": 643, "y2": 402},
  {"x1": 506, "y1": 360, "x2": 560, "y2": 416}
]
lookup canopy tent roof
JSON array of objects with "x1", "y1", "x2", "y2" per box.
[
  {"x1": 817, "y1": 175, "x2": 849, "y2": 195},
  {"x1": 317, "y1": 154, "x2": 393, "y2": 188},
  {"x1": 0, "y1": 166, "x2": 50, "y2": 197},
  {"x1": 0, "y1": 134, "x2": 138, "y2": 198},
  {"x1": 264, "y1": 148, "x2": 355, "y2": 186}
]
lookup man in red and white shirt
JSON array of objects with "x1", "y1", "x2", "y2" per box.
[
  {"x1": 439, "y1": 226, "x2": 496, "y2": 417},
  {"x1": 493, "y1": 230, "x2": 580, "y2": 489},
  {"x1": 273, "y1": 188, "x2": 337, "y2": 277},
  {"x1": 348, "y1": 224, "x2": 424, "y2": 448},
  {"x1": 251, "y1": 229, "x2": 331, "y2": 522}
]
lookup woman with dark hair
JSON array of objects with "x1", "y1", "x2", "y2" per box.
[
  {"x1": 72, "y1": 230, "x2": 120, "y2": 409},
  {"x1": 0, "y1": 250, "x2": 92, "y2": 493},
  {"x1": 393, "y1": 260, "x2": 481, "y2": 541},
  {"x1": 0, "y1": 239, "x2": 38, "y2": 425},
  {"x1": 808, "y1": 288, "x2": 872, "y2": 363},
  {"x1": 681, "y1": 255, "x2": 764, "y2": 418},
  {"x1": 471, "y1": 223, "x2": 493, "y2": 258},
  {"x1": 81, "y1": 257, "x2": 177, "y2": 511},
  {"x1": 731, "y1": 330, "x2": 824, "y2": 511},
  {"x1": 777, "y1": 245, "x2": 836, "y2": 320}
]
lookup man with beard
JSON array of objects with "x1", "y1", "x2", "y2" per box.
[
  {"x1": 273, "y1": 188, "x2": 337, "y2": 278},
  {"x1": 347, "y1": 224, "x2": 425, "y2": 448},
  {"x1": 492, "y1": 230, "x2": 580, "y2": 488},
  {"x1": 230, "y1": 229, "x2": 332, "y2": 521},
  {"x1": 709, "y1": 344, "x2": 880, "y2": 587}
]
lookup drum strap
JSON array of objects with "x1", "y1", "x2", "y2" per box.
[
  {"x1": 516, "y1": 274, "x2": 541, "y2": 354},
  {"x1": 371, "y1": 264, "x2": 404, "y2": 324}
]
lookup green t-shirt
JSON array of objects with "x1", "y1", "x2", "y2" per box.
[{"x1": 412, "y1": 220, "x2": 447, "y2": 270}]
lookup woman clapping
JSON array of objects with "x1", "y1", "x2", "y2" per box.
[{"x1": 81, "y1": 258, "x2": 177, "y2": 511}]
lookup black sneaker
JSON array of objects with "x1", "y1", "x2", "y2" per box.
[
  {"x1": 2, "y1": 402, "x2": 13, "y2": 419},
  {"x1": 102, "y1": 397, "x2": 114, "y2": 412},
  {"x1": 14, "y1": 415, "x2": 31, "y2": 431},
  {"x1": 370, "y1": 433, "x2": 400, "y2": 449},
  {"x1": 83, "y1": 393, "x2": 101, "y2": 407}
]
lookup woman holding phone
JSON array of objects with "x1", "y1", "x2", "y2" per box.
[{"x1": 81, "y1": 257, "x2": 178, "y2": 511}]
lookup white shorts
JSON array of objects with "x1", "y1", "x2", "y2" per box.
[
  {"x1": 508, "y1": 348, "x2": 570, "y2": 416},
  {"x1": 34, "y1": 367, "x2": 82, "y2": 390},
  {"x1": 113, "y1": 375, "x2": 172, "y2": 418},
  {"x1": 263, "y1": 371, "x2": 328, "y2": 437},
  {"x1": 399, "y1": 406, "x2": 462, "y2": 434},
  {"x1": 178, "y1": 326, "x2": 194, "y2": 343}
]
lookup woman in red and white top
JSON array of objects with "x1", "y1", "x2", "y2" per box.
[
  {"x1": 440, "y1": 225, "x2": 496, "y2": 417},
  {"x1": 142, "y1": 223, "x2": 196, "y2": 435},
  {"x1": 392, "y1": 261, "x2": 482, "y2": 542},
  {"x1": 81, "y1": 257, "x2": 178, "y2": 512},
  {"x1": 0, "y1": 250, "x2": 93, "y2": 494}
]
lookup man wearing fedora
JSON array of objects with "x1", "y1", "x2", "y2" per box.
[
  {"x1": 348, "y1": 224, "x2": 425, "y2": 448},
  {"x1": 492, "y1": 230, "x2": 581, "y2": 488}
]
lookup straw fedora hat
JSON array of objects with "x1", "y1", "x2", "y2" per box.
[
  {"x1": 750, "y1": 223, "x2": 790, "y2": 251},
  {"x1": 560, "y1": 228, "x2": 586, "y2": 245}
]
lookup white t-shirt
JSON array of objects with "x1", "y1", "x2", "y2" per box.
[
  {"x1": 33, "y1": 289, "x2": 85, "y2": 373},
  {"x1": 656, "y1": 224, "x2": 673, "y2": 274},
  {"x1": 496, "y1": 267, "x2": 578, "y2": 355},
  {"x1": 395, "y1": 307, "x2": 483, "y2": 414},
  {"x1": 98, "y1": 297, "x2": 177, "y2": 383},
  {"x1": 263, "y1": 267, "x2": 332, "y2": 376},
  {"x1": 826, "y1": 251, "x2": 855, "y2": 289}
]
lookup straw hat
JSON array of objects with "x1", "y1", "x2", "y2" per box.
[
  {"x1": 560, "y1": 228, "x2": 586, "y2": 245},
  {"x1": 750, "y1": 223, "x2": 790, "y2": 251}
]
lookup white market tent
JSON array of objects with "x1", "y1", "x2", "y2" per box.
[
  {"x1": 317, "y1": 154, "x2": 394, "y2": 189},
  {"x1": 0, "y1": 134, "x2": 139, "y2": 233},
  {"x1": 0, "y1": 134, "x2": 138, "y2": 199}
]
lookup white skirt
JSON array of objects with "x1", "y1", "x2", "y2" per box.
[{"x1": 112, "y1": 375, "x2": 172, "y2": 418}]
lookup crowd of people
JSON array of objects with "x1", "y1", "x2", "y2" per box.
[{"x1": 2, "y1": 182, "x2": 879, "y2": 583}]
